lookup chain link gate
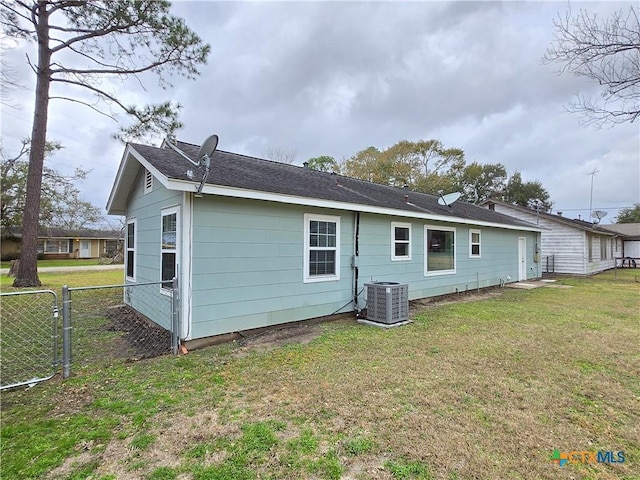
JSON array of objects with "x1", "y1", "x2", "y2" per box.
[
  {"x1": 62, "y1": 279, "x2": 179, "y2": 378},
  {"x1": 0, "y1": 290, "x2": 59, "y2": 391}
]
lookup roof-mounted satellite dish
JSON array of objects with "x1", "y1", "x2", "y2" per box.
[
  {"x1": 438, "y1": 191, "x2": 461, "y2": 207},
  {"x1": 197, "y1": 134, "x2": 218, "y2": 165},
  {"x1": 591, "y1": 210, "x2": 608, "y2": 224},
  {"x1": 195, "y1": 134, "x2": 219, "y2": 197}
]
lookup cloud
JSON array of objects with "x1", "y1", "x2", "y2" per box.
[{"x1": 2, "y1": 0, "x2": 638, "y2": 222}]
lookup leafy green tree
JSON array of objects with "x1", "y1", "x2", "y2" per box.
[
  {"x1": 306, "y1": 156, "x2": 339, "y2": 173},
  {"x1": 615, "y1": 203, "x2": 640, "y2": 223},
  {"x1": 341, "y1": 147, "x2": 383, "y2": 183},
  {"x1": 2, "y1": 0, "x2": 210, "y2": 286},
  {"x1": 1, "y1": 139, "x2": 102, "y2": 231},
  {"x1": 341, "y1": 140, "x2": 465, "y2": 191},
  {"x1": 453, "y1": 162, "x2": 508, "y2": 204},
  {"x1": 503, "y1": 171, "x2": 553, "y2": 211}
]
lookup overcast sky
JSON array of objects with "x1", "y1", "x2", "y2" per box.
[{"x1": 2, "y1": 0, "x2": 639, "y2": 225}]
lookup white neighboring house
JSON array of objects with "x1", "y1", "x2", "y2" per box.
[
  {"x1": 480, "y1": 200, "x2": 616, "y2": 275},
  {"x1": 600, "y1": 223, "x2": 640, "y2": 267}
]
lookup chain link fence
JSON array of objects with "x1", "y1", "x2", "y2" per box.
[
  {"x1": 1, "y1": 279, "x2": 179, "y2": 389},
  {"x1": 0, "y1": 290, "x2": 59, "y2": 390},
  {"x1": 64, "y1": 280, "x2": 179, "y2": 376}
]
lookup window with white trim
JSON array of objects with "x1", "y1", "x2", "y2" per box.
[
  {"x1": 161, "y1": 207, "x2": 179, "y2": 289},
  {"x1": 144, "y1": 169, "x2": 153, "y2": 194},
  {"x1": 126, "y1": 219, "x2": 136, "y2": 280},
  {"x1": 425, "y1": 226, "x2": 456, "y2": 275},
  {"x1": 304, "y1": 214, "x2": 340, "y2": 282},
  {"x1": 391, "y1": 222, "x2": 411, "y2": 261},
  {"x1": 469, "y1": 229, "x2": 481, "y2": 258},
  {"x1": 41, "y1": 239, "x2": 70, "y2": 254}
]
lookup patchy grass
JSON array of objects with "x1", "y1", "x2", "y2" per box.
[{"x1": 1, "y1": 270, "x2": 639, "y2": 479}]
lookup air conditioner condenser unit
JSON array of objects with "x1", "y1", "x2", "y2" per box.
[{"x1": 365, "y1": 282, "x2": 409, "y2": 324}]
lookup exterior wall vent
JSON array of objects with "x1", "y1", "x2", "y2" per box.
[
  {"x1": 365, "y1": 282, "x2": 409, "y2": 324},
  {"x1": 144, "y1": 169, "x2": 153, "y2": 194}
]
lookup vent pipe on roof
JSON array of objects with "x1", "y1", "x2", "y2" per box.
[{"x1": 303, "y1": 161, "x2": 309, "y2": 169}]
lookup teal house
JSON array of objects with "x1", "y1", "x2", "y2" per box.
[{"x1": 107, "y1": 137, "x2": 542, "y2": 345}]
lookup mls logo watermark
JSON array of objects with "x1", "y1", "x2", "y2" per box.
[{"x1": 551, "y1": 449, "x2": 625, "y2": 467}]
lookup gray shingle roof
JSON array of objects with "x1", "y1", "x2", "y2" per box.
[
  {"x1": 129, "y1": 140, "x2": 538, "y2": 230},
  {"x1": 479, "y1": 199, "x2": 616, "y2": 235},
  {"x1": 600, "y1": 223, "x2": 640, "y2": 239}
]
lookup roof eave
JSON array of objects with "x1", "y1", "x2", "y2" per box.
[
  {"x1": 163, "y1": 180, "x2": 542, "y2": 232},
  {"x1": 106, "y1": 144, "x2": 172, "y2": 216}
]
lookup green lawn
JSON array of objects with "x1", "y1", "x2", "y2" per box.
[
  {"x1": 1, "y1": 270, "x2": 639, "y2": 479},
  {"x1": 1, "y1": 269, "x2": 123, "y2": 291},
  {"x1": 0, "y1": 258, "x2": 108, "y2": 269}
]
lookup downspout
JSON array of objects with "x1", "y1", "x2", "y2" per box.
[{"x1": 353, "y1": 211, "x2": 360, "y2": 313}]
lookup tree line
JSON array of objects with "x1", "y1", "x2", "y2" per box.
[{"x1": 306, "y1": 139, "x2": 553, "y2": 211}]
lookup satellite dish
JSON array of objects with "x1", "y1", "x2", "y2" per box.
[
  {"x1": 197, "y1": 134, "x2": 218, "y2": 165},
  {"x1": 591, "y1": 210, "x2": 608, "y2": 223},
  {"x1": 195, "y1": 134, "x2": 219, "y2": 197},
  {"x1": 438, "y1": 191, "x2": 461, "y2": 207}
]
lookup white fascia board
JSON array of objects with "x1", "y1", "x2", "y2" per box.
[
  {"x1": 106, "y1": 145, "x2": 172, "y2": 215},
  {"x1": 106, "y1": 145, "x2": 135, "y2": 214},
  {"x1": 128, "y1": 147, "x2": 171, "y2": 189},
  {"x1": 163, "y1": 179, "x2": 542, "y2": 233}
]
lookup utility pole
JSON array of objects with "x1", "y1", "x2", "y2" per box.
[{"x1": 587, "y1": 168, "x2": 599, "y2": 222}]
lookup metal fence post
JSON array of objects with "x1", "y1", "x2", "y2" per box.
[
  {"x1": 171, "y1": 276, "x2": 179, "y2": 355},
  {"x1": 62, "y1": 285, "x2": 72, "y2": 379}
]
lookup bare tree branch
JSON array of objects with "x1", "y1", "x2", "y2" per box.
[
  {"x1": 544, "y1": 5, "x2": 640, "y2": 126},
  {"x1": 49, "y1": 96, "x2": 118, "y2": 121}
]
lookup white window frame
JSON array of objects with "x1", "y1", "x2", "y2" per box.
[
  {"x1": 144, "y1": 169, "x2": 153, "y2": 194},
  {"x1": 43, "y1": 239, "x2": 70, "y2": 254},
  {"x1": 391, "y1": 222, "x2": 412, "y2": 261},
  {"x1": 469, "y1": 229, "x2": 481, "y2": 258},
  {"x1": 160, "y1": 206, "x2": 180, "y2": 293},
  {"x1": 126, "y1": 218, "x2": 137, "y2": 281},
  {"x1": 304, "y1": 213, "x2": 340, "y2": 283},
  {"x1": 424, "y1": 225, "x2": 456, "y2": 276}
]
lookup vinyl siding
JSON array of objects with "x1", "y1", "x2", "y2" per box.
[
  {"x1": 189, "y1": 200, "x2": 539, "y2": 339},
  {"x1": 488, "y1": 204, "x2": 614, "y2": 275},
  {"x1": 124, "y1": 169, "x2": 181, "y2": 330},
  {"x1": 356, "y1": 214, "x2": 540, "y2": 306},
  {"x1": 189, "y1": 197, "x2": 354, "y2": 338}
]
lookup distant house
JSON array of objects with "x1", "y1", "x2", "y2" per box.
[
  {"x1": 480, "y1": 199, "x2": 616, "y2": 275},
  {"x1": 0, "y1": 227, "x2": 122, "y2": 261},
  {"x1": 600, "y1": 223, "x2": 640, "y2": 266},
  {"x1": 107, "y1": 139, "x2": 542, "y2": 345}
]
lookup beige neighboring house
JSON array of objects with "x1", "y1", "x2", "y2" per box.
[
  {"x1": 600, "y1": 223, "x2": 640, "y2": 266},
  {"x1": 480, "y1": 199, "x2": 616, "y2": 275},
  {"x1": 1, "y1": 227, "x2": 122, "y2": 261}
]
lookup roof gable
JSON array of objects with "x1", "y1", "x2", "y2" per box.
[{"x1": 107, "y1": 140, "x2": 540, "y2": 232}]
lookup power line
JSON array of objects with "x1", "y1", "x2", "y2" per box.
[{"x1": 553, "y1": 206, "x2": 633, "y2": 211}]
